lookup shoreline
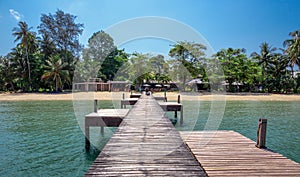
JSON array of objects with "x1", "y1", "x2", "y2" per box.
[{"x1": 1, "y1": 92, "x2": 300, "y2": 101}]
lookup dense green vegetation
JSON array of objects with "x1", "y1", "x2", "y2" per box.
[
  {"x1": 0, "y1": 10, "x2": 299, "y2": 93},
  {"x1": 0, "y1": 10, "x2": 83, "y2": 92}
]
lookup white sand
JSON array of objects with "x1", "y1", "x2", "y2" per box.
[{"x1": 1, "y1": 92, "x2": 300, "y2": 101}]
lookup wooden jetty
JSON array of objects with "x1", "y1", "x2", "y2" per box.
[
  {"x1": 121, "y1": 94, "x2": 183, "y2": 124},
  {"x1": 159, "y1": 101, "x2": 183, "y2": 125},
  {"x1": 85, "y1": 109, "x2": 130, "y2": 149},
  {"x1": 180, "y1": 130, "x2": 300, "y2": 177},
  {"x1": 85, "y1": 94, "x2": 207, "y2": 176},
  {"x1": 84, "y1": 94, "x2": 300, "y2": 176},
  {"x1": 154, "y1": 96, "x2": 167, "y2": 102},
  {"x1": 120, "y1": 98, "x2": 139, "y2": 108}
]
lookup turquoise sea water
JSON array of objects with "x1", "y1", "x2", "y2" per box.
[{"x1": 0, "y1": 100, "x2": 299, "y2": 176}]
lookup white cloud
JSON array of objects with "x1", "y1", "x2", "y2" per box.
[{"x1": 9, "y1": 9, "x2": 22, "y2": 21}]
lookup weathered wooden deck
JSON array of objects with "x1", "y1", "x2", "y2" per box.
[
  {"x1": 85, "y1": 109, "x2": 130, "y2": 149},
  {"x1": 85, "y1": 94, "x2": 206, "y2": 176},
  {"x1": 121, "y1": 98, "x2": 139, "y2": 108},
  {"x1": 159, "y1": 102, "x2": 183, "y2": 125},
  {"x1": 180, "y1": 130, "x2": 300, "y2": 177},
  {"x1": 130, "y1": 93, "x2": 142, "y2": 98},
  {"x1": 120, "y1": 96, "x2": 183, "y2": 125}
]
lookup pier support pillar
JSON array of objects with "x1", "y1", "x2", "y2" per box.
[
  {"x1": 85, "y1": 121, "x2": 90, "y2": 151},
  {"x1": 164, "y1": 90, "x2": 167, "y2": 102},
  {"x1": 85, "y1": 137, "x2": 90, "y2": 151},
  {"x1": 256, "y1": 118, "x2": 267, "y2": 148},
  {"x1": 94, "y1": 99, "x2": 98, "y2": 113},
  {"x1": 101, "y1": 126, "x2": 104, "y2": 136},
  {"x1": 180, "y1": 107, "x2": 183, "y2": 126}
]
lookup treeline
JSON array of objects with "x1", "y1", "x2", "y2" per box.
[
  {"x1": 75, "y1": 29, "x2": 300, "y2": 93},
  {"x1": 0, "y1": 9, "x2": 300, "y2": 93}
]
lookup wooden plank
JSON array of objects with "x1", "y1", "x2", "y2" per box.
[
  {"x1": 158, "y1": 102, "x2": 183, "y2": 125},
  {"x1": 180, "y1": 131, "x2": 300, "y2": 177},
  {"x1": 121, "y1": 98, "x2": 139, "y2": 108},
  {"x1": 85, "y1": 109, "x2": 129, "y2": 127},
  {"x1": 85, "y1": 95, "x2": 206, "y2": 176},
  {"x1": 154, "y1": 96, "x2": 167, "y2": 102},
  {"x1": 130, "y1": 93, "x2": 142, "y2": 98},
  {"x1": 85, "y1": 109, "x2": 130, "y2": 149}
]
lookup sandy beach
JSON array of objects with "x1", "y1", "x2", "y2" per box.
[{"x1": 1, "y1": 92, "x2": 300, "y2": 101}]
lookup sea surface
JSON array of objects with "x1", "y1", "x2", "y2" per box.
[{"x1": 0, "y1": 100, "x2": 299, "y2": 176}]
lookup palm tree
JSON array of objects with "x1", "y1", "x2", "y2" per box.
[
  {"x1": 0, "y1": 56, "x2": 15, "y2": 91},
  {"x1": 8, "y1": 46, "x2": 28, "y2": 89},
  {"x1": 39, "y1": 33, "x2": 56, "y2": 60},
  {"x1": 251, "y1": 42, "x2": 276, "y2": 83},
  {"x1": 283, "y1": 30, "x2": 300, "y2": 78},
  {"x1": 12, "y1": 21, "x2": 37, "y2": 91},
  {"x1": 41, "y1": 55, "x2": 70, "y2": 92},
  {"x1": 264, "y1": 53, "x2": 291, "y2": 93}
]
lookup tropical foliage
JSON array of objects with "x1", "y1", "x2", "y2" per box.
[
  {"x1": 115, "y1": 53, "x2": 170, "y2": 88},
  {"x1": 0, "y1": 9, "x2": 300, "y2": 93},
  {"x1": 0, "y1": 10, "x2": 83, "y2": 92},
  {"x1": 76, "y1": 30, "x2": 129, "y2": 82},
  {"x1": 41, "y1": 55, "x2": 70, "y2": 92}
]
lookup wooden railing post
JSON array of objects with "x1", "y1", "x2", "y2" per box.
[
  {"x1": 256, "y1": 118, "x2": 267, "y2": 148},
  {"x1": 94, "y1": 99, "x2": 98, "y2": 113}
]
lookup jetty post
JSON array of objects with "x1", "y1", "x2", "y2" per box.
[
  {"x1": 94, "y1": 99, "x2": 98, "y2": 113},
  {"x1": 174, "y1": 95, "x2": 181, "y2": 120},
  {"x1": 94, "y1": 99, "x2": 104, "y2": 135},
  {"x1": 85, "y1": 99, "x2": 99, "y2": 150},
  {"x1": 256, "y1": 118, "x2": 267, "y2": 148}
]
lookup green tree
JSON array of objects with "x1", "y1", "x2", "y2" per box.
[
  {"x1": 264, "y1": 53, "x2": 292, "y2": 93},
  {"x1": 284, "y1": 29, "x2": 300, "y2": 79},
  {"x1": 30, "y1": 52, "x2": 46, "y2": 91},
  {"x1": 251, "y1": 42, "x2": 276, "y2": 81},
  {"x1": 41, "y1": 55, "x2": 70, "y2": 92},
  {"x1": 81, "y1": 30, "x2": 128, "y2": 82},
  {"x1": 150, "y1": 55, "x2": 165, "y2": 74},
  {"x1": 6, "y1": 47, "x2": 22, "y2": 90},
  {"x1": 149, "y1": 55, "x2": 170, "y2": 83},
  {"x1": 39, "y1": 33, "x2": 56, "y2": 60},
  {"x1": 84, "y1": 30, "x2": 115, "y2": 63},
  {"x1": 12, "y1": 21, "x2": 38, "y2": 91},
  {"x1": 118, "y1": 53, "x2": 172, "y2": 87},
  {"x1": 38, "y1": 9, "x2": 84, "y2": 83},
  {"x1": 214, "y1": 48, "x2": 259, "y2": 92},
  {"x1": 169, "y1": 41, "x2": 207, "y2": 89},
  {"x1": 0, "y1": 56, "x2": 15, "y2": 91},
  {"x1": 127, "y1": 53, "x2": 151, "y2": 86},
  {"x1": 99, "y1": 48, "x2": 129, "y2": 81}
]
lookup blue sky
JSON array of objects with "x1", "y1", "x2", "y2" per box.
[{"x1": 0, "y1": 0, "x2": 300, "y2": 57}]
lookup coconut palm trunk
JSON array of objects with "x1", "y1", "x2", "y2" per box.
[{"x1": 25, "y1": 47, "x2": 31, "y2": 91}]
